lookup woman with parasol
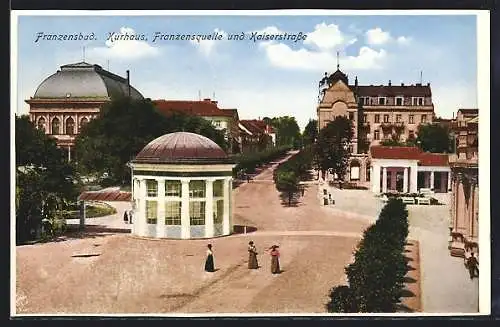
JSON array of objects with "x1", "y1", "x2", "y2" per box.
[
  {"x1": 268, "y1": 245, "x2": 281, "y2": 274},
  {"x1": 248, "y1": 241, "x2": 259, "y2": 269}
]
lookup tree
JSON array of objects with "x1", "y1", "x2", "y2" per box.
[
  {"x1": 303, "y1": 119, "x2": 318, "y2": 147},
  {"x1": 315, "y1": 116, "x2": 354, "y2": 181},
  {"x1": 268, "y1": 116, "x2": 301, "y2": 148},
  {"x1": 16, "y1": 115, "x2": 78, "y2": 243},
  {"x1": 74, "y1": 98, "x2": 227, "y2": 185},
  {"x1": 275, "y1": 170, "x2": 300, "y2": 206},
  {"x1": 416, "y1": 123, "x2": 452, "y2": 153}
]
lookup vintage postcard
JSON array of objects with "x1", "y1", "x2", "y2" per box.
[{"x1": 11, "y1": 10, "x2": 490, "y2": 317}]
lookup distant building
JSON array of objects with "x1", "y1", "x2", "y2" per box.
[
  {"x1": 27, "y1": 62, "x2": 144, "y2": 161},
  {"x1": 316, "y1": 67, "x2": 435, "y2": 185},
  {"x1": 448, "y1": 109, "x2": 479, "y2": 260},
  {"x1": 238, "y1": 119, "x2": 276, "y2": 153},
  {"x1": 153, "y1": 99, "x2": 240, "y2": 154}
]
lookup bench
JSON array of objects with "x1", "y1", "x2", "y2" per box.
[
  {"x1": 401, "y1": 196, "x2": 416, "y2": 205},
  {"x1": 417, "y1": 197, "x2": 431, "y2": 205}
]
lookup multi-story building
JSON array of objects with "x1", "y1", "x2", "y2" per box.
[
  {"x1": 317, "y1": 67, "x2": 435, "y2": 185},
  {"x1": 238, "y1": 119, "x2": 276, "y2": 153},
  {"x1": 27, "y1": 62, "x2": 144, "y2": 161},
  {"x1": 448, "y1": 108, "x2": 479, "y2": 260},
  {"x1": 153, "y1": 99, "x2": 240, "y2": 154}
]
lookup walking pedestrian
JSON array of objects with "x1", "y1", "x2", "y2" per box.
[
  {"x1": 123, "y1": 210, "x2": 128, "y2": 224},
  {"x1": 248, "y1": 241, "x2": 259, "y2": 269},
  {"x1": 204, "y1": 244, "x2": 215, "y2": 272},
  {"x1": 269, "y1": 245, "x2": 281, "y2": 274},
  {"x1": 466, "y1": 252, "x2": 479, "y2": 279},
  {"x1": 247, "y1": 174, "x2": 251, "y2": 183}
]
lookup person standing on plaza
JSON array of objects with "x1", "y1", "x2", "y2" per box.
[
  {"x1": 123, "y1": 210, "x2": 128, "y2": 224},
  {"x1": 466, "y1": 252, "x2": 479, "y2": 279},
  {"x1": 269, "y1": 245, "x2": 280, "y2": 274},
  {"x1": 204, "y1": 244, "x2": 215, "y2": 272},
  {"x1": 128, "y1": 210, "x2": 133, "y2": 224},
  {"x1": 248, "y1": 241, "x2": 259, "y2": 269}
]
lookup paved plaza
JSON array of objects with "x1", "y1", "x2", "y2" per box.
[{"x1": 15, "y1": 153, "x2": 477, "y2": 314}]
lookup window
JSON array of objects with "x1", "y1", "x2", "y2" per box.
[
  {"x1": 366, "y1": 165, "x2": 371, "y2": 182},
  {"x1": 165, "y1": 180, "x2": 181, "y2": 197},
  {"x1": 213, "y1": 200, "x2": 224, "y2": 224},
  {"x1": 189, "y1": 201, "x2": 205, "y2": 225},
  {"x1": 350, "y1": 162, "x2": 360, "y2": 181},
  {"x1": 374, "y1": 130, "x2": 380, "y2": 140},
  {"x1": 396, "y1": 114, "x2": 402, "y2": 123},
  {"x1": 409, "y1": 115, "x2": 414, "y2": 124},
  {"x1": 146, "y1": 200, "x2": 157, "y2": 224},
  {"x1": 374, "y1": 114, "x2": 380, "y2": 123},
  {"x1": 421, "y1": 115, "x2": 427, "y2": 123},
  {"x1": 383, "y1": 114, "x2": 390, "y2": 123},
  {"x1": 37, "y1": 117, "x2": 46, "y2": 132},
  {"x1": 412, "y1": 97, "x2": 424, "y2": 106},
  {"x1": 189, "y1": 180, "x2": 206, "y2": 198},
  {"x1": 214, "y1": 121, "x2": 221, "y2": 127},
  {"x1": 378, "y1": 97, "x2": 386, "y2": 105},
  {"x1": 213, "y1": 180, "x2": 223, "y2": 197},
  {"x1": 363, "y1": 114, "x2": 367, "y2": 123},
  {"x1": 51, "y1": 117, "x2": 60, "y2": 135},
  {"x1": 80, "y1": 117, "x2": 88, "y2": 131},
  {"x1": 65, "y1": 117, "x2": 75, "y2": 135},
  {"x1": 348, "y1": 112, "x2": 354, "y2": 120},
  {"x1": 146, "y1": 180, "x2": 158, "y2": 197},
  {"x1": 165, "y1": 201, "x2": 181, "y2": 225},
  {"x1": 396, "y1": 97, "x2": 403, "y2": 106}
]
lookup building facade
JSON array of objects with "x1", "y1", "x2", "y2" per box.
[
  {"x1": 27, "y1": 62, "x2": 144, "y2": 161},
  {"x1": 316, "y1": 68, "x2": 435, "y2": 186},
  {"x1": 238, "y1": 119, "x2": 276, "y2": 153},
  {"x1": 153, "y1": 99, "x2": 240, "y2": 154},
  {"x1": 448, "y1": 109, "x2": 479, "y2": 260}
]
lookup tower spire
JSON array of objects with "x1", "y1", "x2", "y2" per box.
[{"x1": 337, "y1": 51, "x2": 340, "y2": 70}]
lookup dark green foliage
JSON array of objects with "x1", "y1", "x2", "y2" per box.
[
  {"x1": 326, "y1": 286, "x2": 358, "y2": 313},
  {"x1": 16, "y1": 115, "x2": 79, "y2": 244},
  {"x1": 416, "y1": 123, "x2": 452, "y2": 153},
  {"x1": 302, "y1": 119, "x2": 318, "y2": 147},
  {"x1": 74, "y1": 98, "x2": 227, "y2": 185},
  {"x1": 232, "y1": 146, "x2": 291, "y2": 176},
  {"x1": 266, "y1": 116, "x2": 302, "y2": 148},
  {"x1": 327, "y1": 198, "x2": 410, "y2": 313},
  {"x1": 315, "y1": 116, "x2": 354, "y2": 181}
]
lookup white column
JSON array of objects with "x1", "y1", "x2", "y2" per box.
[
  {"x1": 382, "y1": 167, "x2": 388, "y2": 193},
  {"x1": 223, "y1": 178, "x2": 231, "y2": 235},
  {"x1": 447, "y1": 171, "x2": 452, "y2": 191},
  {"x1": 372, "y1": 164, "x2": 381, "y2": 193},
  {"x1": 138, "y1": 178, "x2": 147, "y2": 236},
  {"x1": 430, "y1": 171, "x2": 435, "y2": 191},
  {"x1": 181, "y1": 179, "x2": 190, "y2": 239},
  {"x1": 403, "y1": 167, "x2": 409, "y2": 194},
  {"x1": 410, "y1": 164, "x2": 418, "y2": 193},
  {"x1": 205, "y1": 178, "x2": 214, "y2": 238},
  {"x1": 156, "y1": 179, "x2": 165, "y2": 238},
  {"x1": 67, "y1": 146, "x2": 71, "y2": 162}
]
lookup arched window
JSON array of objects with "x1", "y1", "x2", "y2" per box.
[
  {"x1": 51, "y1": 117, "x2": 60, "y2": 135},
  {"x1": 65, "y1": 117, "x2": 75, "y2": 135},
  {"x1": 37, "y1": 117, "x2": 46, "y2": 132},
  {"x1": 350, "y1": 160, "x2": 361, "y2": 181},
  {"x1": 80, "y1": 117, "x2": 88, "y2": 130}
]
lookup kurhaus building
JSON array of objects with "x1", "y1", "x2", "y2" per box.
[
  {"x1": 317, "y1": 66, "x2": 435, "y2": 186},
  {"x1": 27, "y1": 62, "x2": 144, "y2": 161}
]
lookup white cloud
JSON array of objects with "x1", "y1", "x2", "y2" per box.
[
  {"x1": 397, "y1": 36, "x2": 412, "y2": 45},
  {"x1": 191, "y1": 28, "x2": 228, "y2": 57},
  {"x1": 366, "y1": 27, "x2": 392, "y2": 45},
  {"x1": 304, "y1": 23, "x2": 357, "y2": 51},
  {"x1": 87, "y1": 27, "x2": 160, "y2": 61},
  {"x1": 260, "y1": 42, "x2": 387, "y2": 71}
]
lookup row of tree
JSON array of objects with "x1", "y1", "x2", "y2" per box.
[
  {"x1": 273, "y1": 147, "x2": 314, "y2": 206},
  {"x1": 233, "y1": 146, "x2": 291, "y2": 177},
  {"x1": 326, "y1": 198, "x2": 410, "y2": 312}
]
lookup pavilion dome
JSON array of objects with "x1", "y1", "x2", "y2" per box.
[
  {"x1": 33, "y1": 62, "x2": 144, "y2": 100},
  {"x1": 133, "y1": 132, "x2": 230, "y2": 164}
]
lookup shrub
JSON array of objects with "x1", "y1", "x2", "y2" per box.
[{"x1": 326, "y1": 285, "x2": 358, "y2": 313}]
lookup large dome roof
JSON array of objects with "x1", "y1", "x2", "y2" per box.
[
  {"x1": 133, "y1": 132, "x2": 231, "y2": 164},
  {"x1": 33, "y1": 62, "x2": 144, "y2": 100}
]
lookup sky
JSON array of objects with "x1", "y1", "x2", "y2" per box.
[{"x1": 14, "y1": 13, "x2": 479, "y2": 130}]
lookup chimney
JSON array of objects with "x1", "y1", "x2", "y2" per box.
[
  {"x1": 354, "y1": 76, "x2": 358, "y2": 87},
  {"x1": 126, "y1": 70, "x2": 131, "y2": 98},
  {"x1": 388, "y1": 80, "x2": 392, "y2": 86},
  {"x1": 211, "y1": 100, "x2": 218, "y2": 106},
  {"x1": 427, "y1": 82, "x2": 430, "y2": 86},
  {"x1": 203, "y1": 98, "x2": 211, "y2": 102},
  {"x1": 401, "y1": 82, "x2": 404, "y2": 86}
]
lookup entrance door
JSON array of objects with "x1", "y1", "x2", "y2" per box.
[
  {"x1": 396, "y1": 171, "x2": 404, "y2": 192},
  {"x1": 434, "y1": 172, "x2": 443, "y2": 193}
]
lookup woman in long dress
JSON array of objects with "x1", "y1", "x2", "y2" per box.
[
  {"x1": 204, "y1": 244, "x2": 215, "y2": 272},
  {"x1": 248, "y1": 241, "x2": 259, "y2": 269},
  {"x1": 269, "y1": 245, "x2": 280, "y2": 274}
]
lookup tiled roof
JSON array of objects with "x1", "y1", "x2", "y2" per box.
[
  {"x1": 153, "y1": 99, "x2": 235, "y2": 117},
  {"x1": 370, "y1": 146, "x2": 449, "y2": 166},
  {"x1": 370, "y1": 146, "x2": 422, "y2": 160},
  {"x1": 239, "y1": 120, "x2": 270, "y2": 136},
  {"x1": 78, "y1": 190, "x2": 131, "y2": 201},
  {"x1": 352, "y1": 85, "x2": 431, "y2": 97}
]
